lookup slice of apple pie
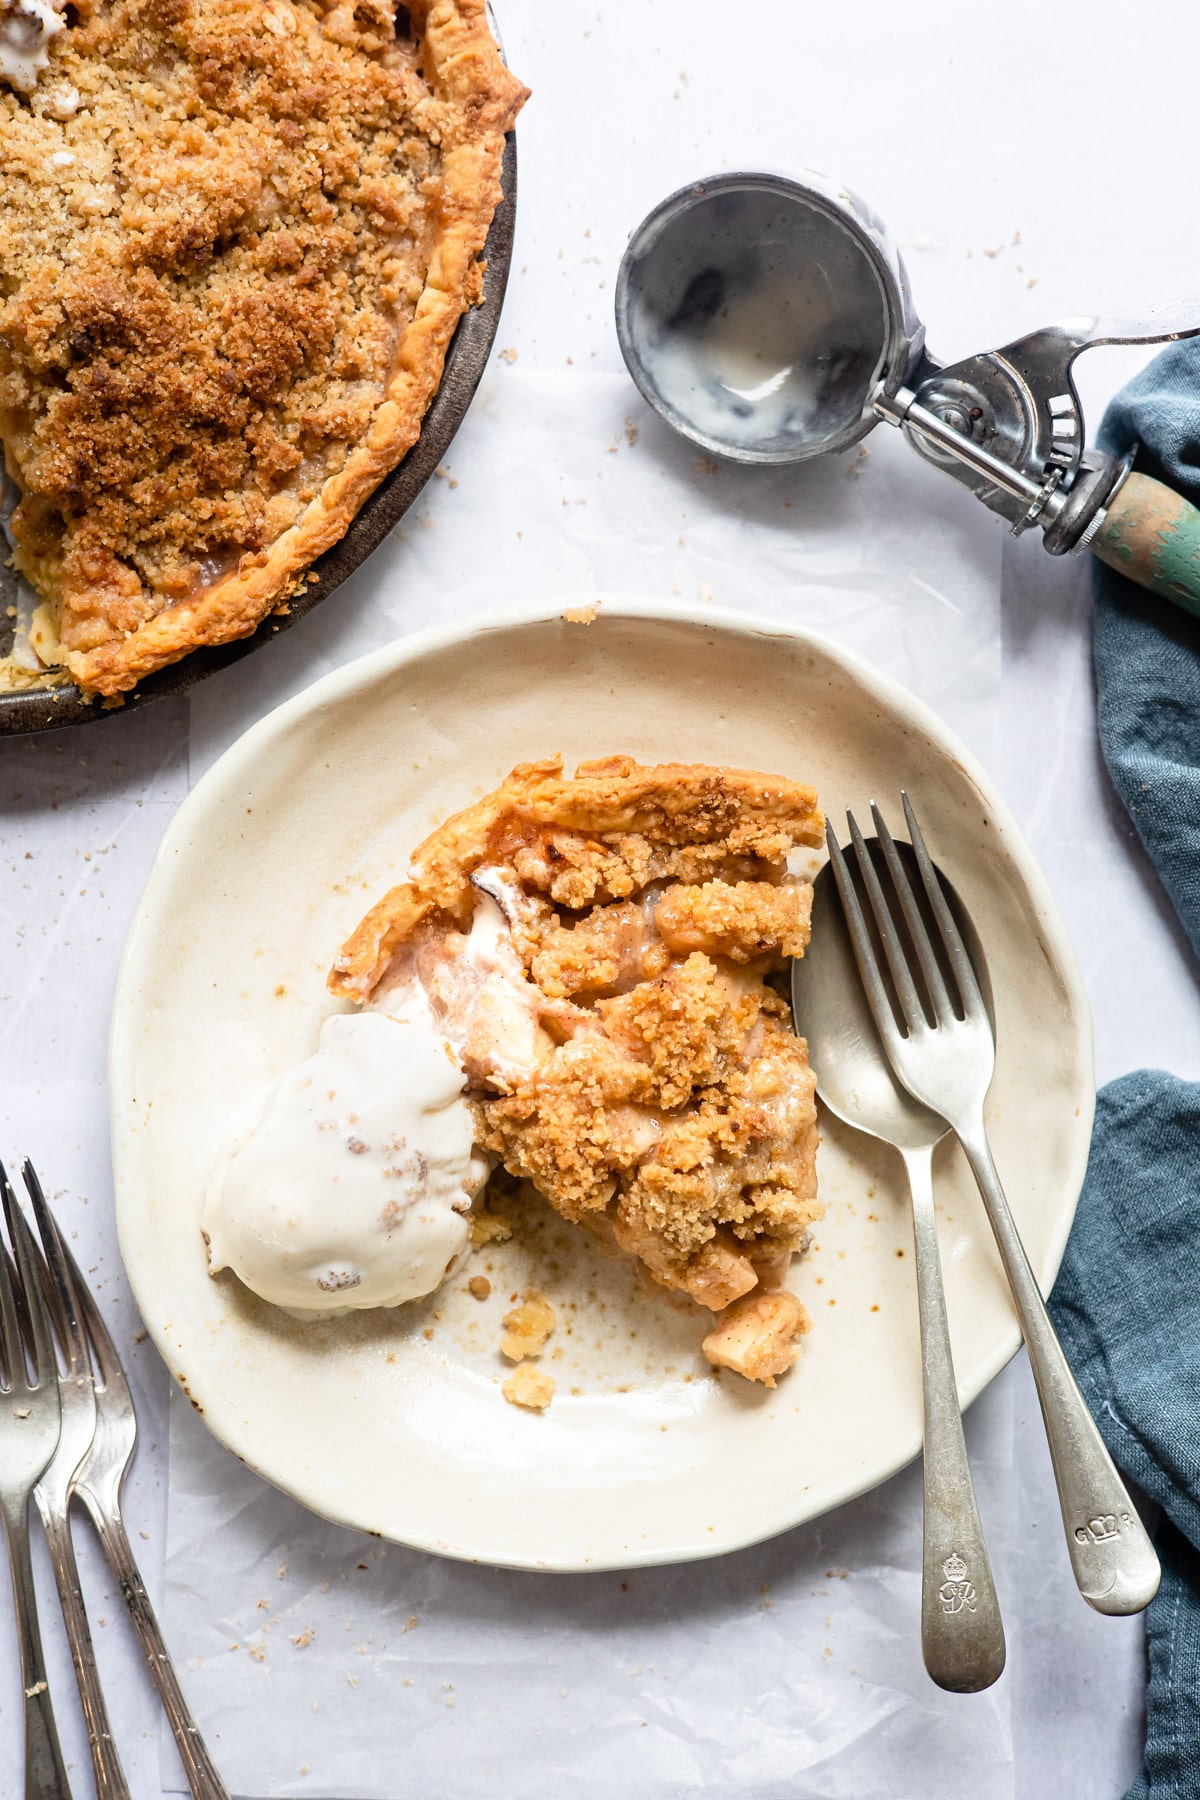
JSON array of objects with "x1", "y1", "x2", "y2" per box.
[
  {"x1": 0, "y1": 0, "x2": 525, "y2": 697},
  {"x1": 330, "y1": 754, "x2": 826, "y2": 1386}
]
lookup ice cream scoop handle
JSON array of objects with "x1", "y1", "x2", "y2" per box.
[{"x1": 1091, "y1": 471, "x2": 1200, "y2": 618}]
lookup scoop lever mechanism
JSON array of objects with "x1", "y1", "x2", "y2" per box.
[{"x1": 877, "y1": 301, "x2": 1200, "y2": 611}]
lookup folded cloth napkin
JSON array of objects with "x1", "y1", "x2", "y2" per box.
[{"x1": 1048, "y1": 338, "x2": 1200, "y2": 1800}]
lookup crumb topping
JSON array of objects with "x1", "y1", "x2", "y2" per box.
[{"x1": 654, "y1": 879, "x2": 813, "y2": 963}]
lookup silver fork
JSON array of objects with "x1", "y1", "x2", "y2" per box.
[
  {"x1": 0, "y1": 1170, "x2": 72, "y2": 1799},
  {"x1": 4, "y1": 1164, "x2": 131, "y2": 1798},
  {"x1": 17, "y1": 1163, "x2": 229, "y2": 1800},
  {"x1": 827, "y1": 794, "x2": 1161, "y2": 1617}
]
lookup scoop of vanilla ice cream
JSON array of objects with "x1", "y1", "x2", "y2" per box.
[{"x1": 204, "y1": 998, "x2": 486, "y2": 1316}]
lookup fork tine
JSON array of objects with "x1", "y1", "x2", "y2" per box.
[
  {"x1": 2, "y1": 1168, "x2": 56, "y2": 1390},
  {"x1": 846, "y1": 808, "x2": 928, "y2": 1035},
  {"x1": 0, "y1": 1231, "x2": 34, "y2": 1359},
  {"x1": 22, "y1": 1163, "x2": 87, "y2": 1379},
  {"x1": 825, "y1": 820, "x2": 907, "y2": 1053},
  {"x1": 0, "y1": 1238, "x2": 21, "y2": 1391},
  {"x1": 52, "y1": 1214, "x2": 122, "y2": 1397},
  {"x1": 870, "y1": 800, "x2": 957, "y2": 1027},
  {"x1": 901, "y1": 792, "x2": 988, "y2": 1022}
]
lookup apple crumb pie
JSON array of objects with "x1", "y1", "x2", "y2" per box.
[
  {"x1": 0, "y1": 0, "x2": 525, "y2": 698},
  {"x1": 330, "y1": 754, "x2": 826, "y2": 1387}
]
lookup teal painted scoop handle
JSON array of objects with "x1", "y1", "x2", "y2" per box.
[{"x1": 1091, "y1": 472, "x2": 1200, "y2": 618}]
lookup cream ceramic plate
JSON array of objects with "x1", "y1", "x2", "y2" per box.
[{"x1": 110, "y1": 598, "x2": 1093, "y2": 1571}]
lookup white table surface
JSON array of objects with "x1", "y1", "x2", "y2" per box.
[{"x1": 3, "y1": 1, "x2": 1200, "y2": 1793}]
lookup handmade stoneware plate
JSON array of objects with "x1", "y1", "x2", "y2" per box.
[{"x1": 110, "y1": 598, "x2": 1093, "y2": 1571}]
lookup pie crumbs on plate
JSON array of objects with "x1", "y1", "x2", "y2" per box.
[
  {"x1": 500, "y1": 1293, "x2": 556, "y2": 1363},
  {"x1": 0, "y1": 0, "x2": 526, "y2": 697},
  {"x1": 502, "y1": 1362, "x2": 555, "y2": 1412},
  {"x1": 329, "y1": 754, "x2": 826, "y2": 1393}
]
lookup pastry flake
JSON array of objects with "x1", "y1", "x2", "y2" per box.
[
  {"x1": 0, "y1": 0, "x2": 526, "y2": 697},
  {"x1": 334, "y1": 755, "x2": 825, "y2": 1385}
]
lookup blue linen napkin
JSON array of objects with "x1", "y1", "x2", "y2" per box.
[{"x1": 1048, "y1": 338, "x2": 1200, "y2": 1800}]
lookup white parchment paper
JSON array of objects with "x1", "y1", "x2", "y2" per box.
[{"x1": 165, "y1": 1373, "x2": 1017, "y2": 1800}]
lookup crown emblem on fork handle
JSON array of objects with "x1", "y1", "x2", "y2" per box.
[
  {"x1": 1076, "y1": 1513, "x2": 1127, "y2": 1545},
  {"x1": 938, "y1": 1553, "x2": 978, "y2": 1617}
]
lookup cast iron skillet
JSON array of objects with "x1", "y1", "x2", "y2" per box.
[{"x1": 0, "y1": 135, "x2": 516, "y2": 737}]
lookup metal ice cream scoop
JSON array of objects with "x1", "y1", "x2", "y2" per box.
[{"x1": 615, "y1": 170, "x2": 1200, "y2": 616}]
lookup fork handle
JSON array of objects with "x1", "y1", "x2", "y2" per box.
[
  {"x1": 38, "y1": 1504, "x2": 130, "y2": 1799},
  {"x1": 957, "y1": 1122, "x2": 1161, "y2": 1615},
  {"x1": 1, "y1": 1496, "x2": 73, "y2": 1800},
  {"x1": 902, "y1": 1147, "x2": 1005, "y2": 1692},
  {"x1": 84, "y1": 1500, "x2": 230, "y2": 1800}
]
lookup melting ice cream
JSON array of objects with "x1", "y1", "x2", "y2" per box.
[
  {"x1": 0, "y1": 0, "x2": 64, "y2": 93},
  {"x1": 204, "y1": 884, "x2": 549, "y2": 1317},
  {"x1": 203, "y1": 989, "x2": 487, "y2": 1317}
]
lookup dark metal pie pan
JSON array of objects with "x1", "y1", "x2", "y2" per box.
[{"x1": 0, "y1": 135, "x2": 516, "y2": 737}]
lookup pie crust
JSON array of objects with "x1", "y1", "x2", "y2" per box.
[{"x1": 0, "y1": 0, "x2": 526, "y2": 697}]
